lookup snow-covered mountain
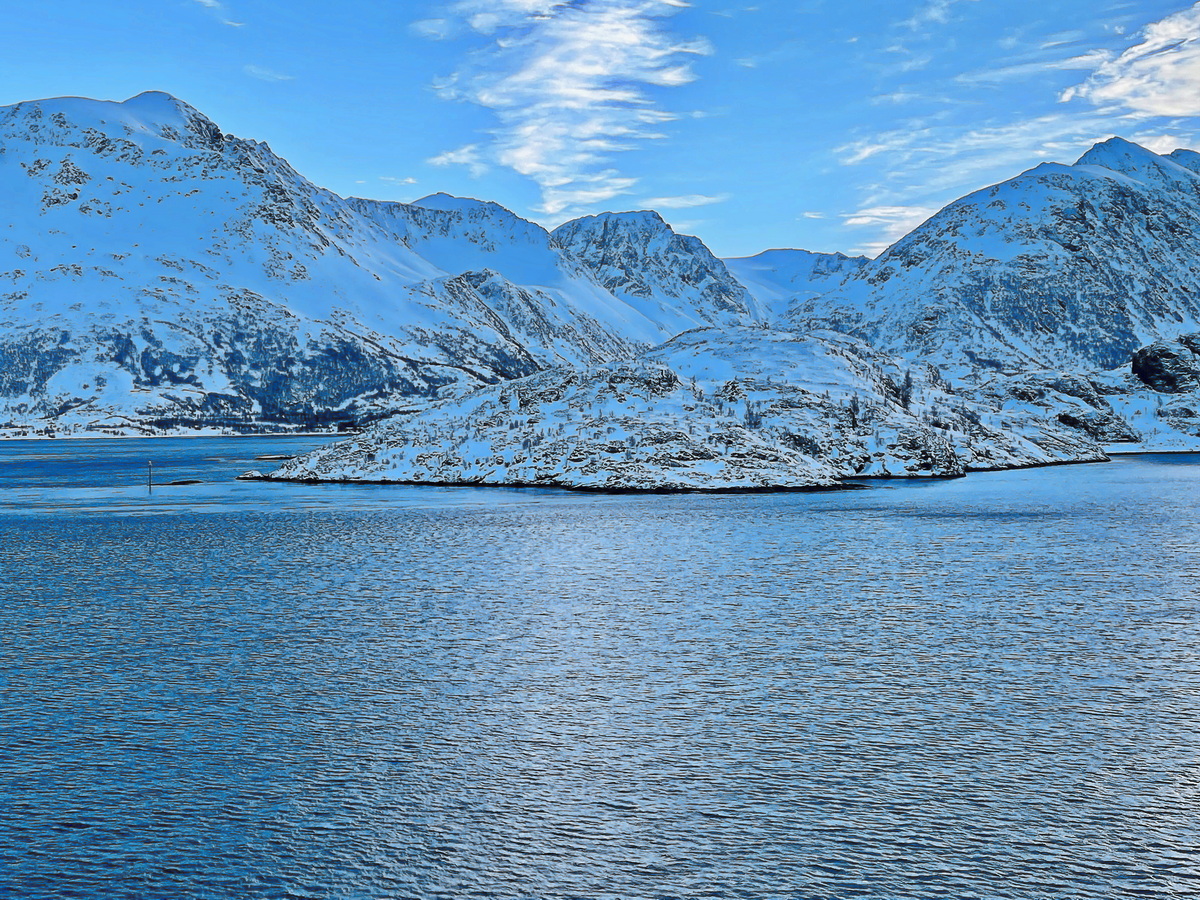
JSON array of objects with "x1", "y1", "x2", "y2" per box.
[
  {"x1": 550, "y1": 211, "x2": 760, "y2": 328},
  {"x1": 249, "y1": 328, "x2": 1104, "y2": 491},
  {"x1": 724, "y1": 248, "x2": 868, "y2": 321},
  {"x1": 789, "y1": 138, "x2": 1200, "y2": 375},
  {"x1": 0, "y1": 91, "x2": 754, "y2": 434},
  {"x1": 5, "y1": 91, "x2": 1194, "y2": 464}
]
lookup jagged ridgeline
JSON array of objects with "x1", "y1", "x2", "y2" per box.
[{"x1": 0, "y1": 92, "x2": 761, "y2": 434}]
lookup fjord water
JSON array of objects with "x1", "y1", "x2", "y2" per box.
[{"x1": 1, "y1": 439, "x2": 1197, "y2": 899}]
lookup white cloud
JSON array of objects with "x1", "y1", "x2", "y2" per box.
[
  {"x1": 1063, "y1": 3, "x2": 1200, "y2": 117},
  {"x1": 423, "y1": 0, "x2": 709, "y2": 217},
  {"x1": 871, "y1": 91, "x2": 922, "y2": 104},
  {"x1": 956, "y1": 51, "x2": 1106, "y2": 85},
  {"x1": 1125, "y1": 133, "x2": 1188, "y2": 155},
  {"x1": 381, "y1": 176, "x2": 419, "y2": 185},
  {"x1": 192, "y1": 0, "x2": 242, "y2": 27},
  {"x1": 244, "y1": 65, "x2": 294, "y2": 82},
  {"x1": 428, "y1": 144, "x2": 490, "y2": 178},
  {"x1": 899, "y1": 0, "x2": 979, "y2": 31},
  {"x1": 639, "y1": 193, "x2": 729, "y2": 209},
  {"x1": 800, "y1": 211, "x2": 825, "y2": 219},
  {"x1": 410, "y1": 18, "x2": 456, "y2": 40},
  {"x1": 842, "y1": 205, "x2": 939, "y2": 255}
]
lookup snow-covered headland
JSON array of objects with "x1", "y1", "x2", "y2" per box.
[{"x1": 248, "y1": 329, "x2": 1105, "y2": 491}]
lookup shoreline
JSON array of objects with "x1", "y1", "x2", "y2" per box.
[
  {"x1": 239, "y1": 472, "x2": 862, "y2": 495},
  {"x1": 243, "y1": 452, "x2": 1125, "y2": 495},
  {"x1": 0, "y1": 430, "x2": 352, "y2": 442},
  {"x1": 1103, "y1": 446, "x2": 1200, "y2": 455}
]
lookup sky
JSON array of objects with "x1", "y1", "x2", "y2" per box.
[{"x1": 4, "y1": 0, "x2": 1200, "y2": 257}]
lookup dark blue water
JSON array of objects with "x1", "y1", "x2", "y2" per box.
[{"x1": 1, "y1": 439, "x2": 1198, "y2": 899}]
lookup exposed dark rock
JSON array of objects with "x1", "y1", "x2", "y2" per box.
[
  {"x1": 1054, "y1": 409, "x2": 1141, "y2": 442},
  {"x1": 1132, "y1": 335, "x2": 1200, "y2": 393}
]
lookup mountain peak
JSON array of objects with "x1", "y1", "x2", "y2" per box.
[
  {"x1": 557, "y1": 210, "x2": 670, "y2": 234},
  {"x1": 1168, "y1": 148, "x2": 1200, "y2": 175},
  {"x1": 121, "y1": 89, "x2": 188, "y2": 110},
  {"x1": 1073, "y1": 135, "x2": 1200, "y2": 189},
  {"x1": 0, "y1": 90, "x2": 225, "y2": 151},
  {"x1": 412, "y1": 192, "x2": 494, "y2": 213},
  {"x1": 1075, "y1": 136, "x2": 1164, "y2": 173}
]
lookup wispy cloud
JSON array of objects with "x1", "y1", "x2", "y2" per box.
[
  {"x1": 639, "y1": 193, "x2": 729, "y2": 209},
  {"x1": 192, "y1": 0, "x2": 242, "y2": 27},
  {"x1": 381, "y1": 176, "x2": 419, "y2": 185},
  {"x1": 428, "y1": 144, "x2": 489, "y2": 178},
  {"x1": 410, "y1": 18, "x2": 456, "y2": 40},
  {"x1": 955, "y1": 51, "x2": 1106, "y2": 85},
  {"x1": 1062, "y1": 3, "x2": 1200, "y2": 117},
  {"x1": 735, "y1": 39, "x2": 801, "y2": 69},
  {"x1": 841, "y1": 204, "x2": 939, "y2": 256},
  {"x1": 871, "y1": 90, "x2": 922, "y2": 104},
  {"x1": 837, "y1": 113, "x2": 1134, "y2": 196},
  {"x1": 831, "y1": 4, "x2": 1200, "y2": 253},
  {"x1": 420, "y1": 0, "x2": 710, "y2": 217},
  {"x1": 244, "y1": 65, "x2": 293, "y2": 82},
  {"x1": 898, "y1": 0, "x2": 979, "y2": 31},
  {"x1": 830, "y1": 108, "x2": 1197, "y2": 252}
]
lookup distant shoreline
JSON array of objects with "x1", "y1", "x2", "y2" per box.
[{"x1": 0, "y1": 430, "x2": 351, "y2": 442}]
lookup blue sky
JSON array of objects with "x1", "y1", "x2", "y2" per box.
[{"x1": 5, "y1": 1, "x2": 1200, "y2": 257}]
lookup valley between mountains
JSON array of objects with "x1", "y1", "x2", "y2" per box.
[{"x1": 4, "y1": 91, "x2": 1199, "y2": 490}]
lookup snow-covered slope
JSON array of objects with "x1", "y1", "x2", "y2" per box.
[
  {"x1": 251, "y1": 328, "x2": 1104, "y2": 492},
  {"x1": 724, "y1": 248, "x2": 868, "y2": 321},
  {"x1": 790, "y1": 138, "x2": 1200, "y2": 374},
  {"x1": 0, "y1": 92, "x2": 752, "y2": 435},
  {"x1": 779, "y1": 138, "x2": 1200, "y2": 450}
]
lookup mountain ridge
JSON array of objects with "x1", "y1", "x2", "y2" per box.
[{"x1": 0, "y1": 90, "x2": 809, "y2": 435}]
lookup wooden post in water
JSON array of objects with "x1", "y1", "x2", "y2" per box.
[{"x1": 147, "y1": 461, "x2": 153, "y2": 491}]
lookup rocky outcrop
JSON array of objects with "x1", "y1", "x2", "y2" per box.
[
  {"x1": 970, "y1": 371, "x2": 1142, "y2": 444},
  {"x1": 1132, "y1": 334, "x2": 1200, "y2": 393}
]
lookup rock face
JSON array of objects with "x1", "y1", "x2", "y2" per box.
[
  {"x1": 1132, "y1": 334, "x2": 1200, "y2": 393},
  {"x1": 550, "y1": 211, "x2": 759, "y2": 331},
  {"x1": 0, "y1": 92, "x2": 755, "y2": 435},
  {"x1": 970, "y1": 371, "x2": 1142, "y2": 444},
  {"x1": 255, "y1": 328, "x2": 1105, "y2": 492}
]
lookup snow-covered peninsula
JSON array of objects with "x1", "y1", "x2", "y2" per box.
[{"x1": 249, "y1": 329, "x2": 1105, "y2": 491}]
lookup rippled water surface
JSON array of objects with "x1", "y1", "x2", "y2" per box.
[{"x1": 1, "y1": 438, "x2": 1198, "y2": 899}]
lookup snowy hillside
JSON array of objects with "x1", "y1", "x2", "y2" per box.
[
  {"x1": 781, "y1": 137, "x2": 1200, "y2": 450},
  {"x1": 250, "y1": 328, "x2": 1104, "y2": 492},
  {"x1": 789, "y1": 138, "x2": 1200, "y2": 374},
  {"x1": 0, "y1": 91, "x2": 754, "y2": 435},
  {"x1": 724, "y1": 248, "x2": 868, "y2": 320}
]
